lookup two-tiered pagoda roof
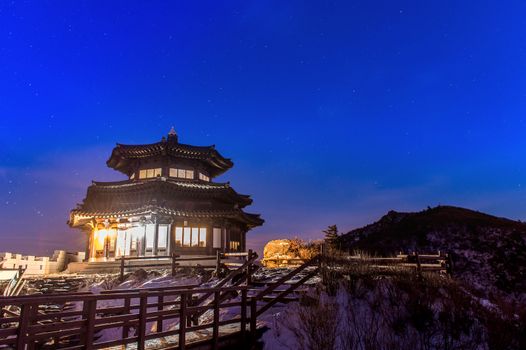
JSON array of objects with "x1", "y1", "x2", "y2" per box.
[
  {"x1": 69, "y1": 130, "x2": 263, "y2": 229},
  {"x1": 107, "y1": 139, "x2": 233, "y2": 177}
]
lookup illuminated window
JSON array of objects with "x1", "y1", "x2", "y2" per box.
[
  {"x1": 199, "y1": 228, "x2": 207, "y2": 247},
  {"x1": 170, "y1": 168, "x2": 194, "y2": 179},
  {"x1": 175, "y1": 227, "x2": 183, "y2": 247},
  {"x1": 213, "y1": 228, "x2": 221, "y2": 248},
  {"x1": 139, "y1": 168, "x2": 162, "y2": 179},
  {"x1": 129, "y1": 226, "x2": 143, "y2": 252},
  {"x1": 183, "y1": 227, "x2": 191, "y2": 247},
  {"x1": 191, "y1": 228, "x2": 199, "y2": 247},
  {"x1": 158, "y1": 225, "x2": 168, "y2": 249},
  {"x1": 230, "y1": 241, "x2": 240, "y2": 251},
  {"x1": 145, "y1": 225, "x2": 155, "y2": 249},
  {"x1": 199, "y1": 173, "x2": 210, "y2": 182},
  {"x1": 116, "y1": 230, "x2": 126, "y2": 257},
  {"x1": 174, "y1": 226, "x2": 207, "y2": 248}
]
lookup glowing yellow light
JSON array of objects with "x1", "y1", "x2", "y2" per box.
[{"x1": 96, "y1": 229, "x2": 107, "y2": 247}]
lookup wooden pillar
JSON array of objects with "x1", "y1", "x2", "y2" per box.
[
  {"x1": 85, "y1": 230, "x2": 91, "y2": 261},
  {"x1": 167, "y1": 223, "x2": 172, "y2": 255},
  {"x1": 241, "y1": 228, "x2": 247, "y2": 252},
  {"x1": 206, "y1": 224, "x2": 213, "y2": 255},
  {"x1": 153, "y1": 223, "x2": 159, "y2": 256},
  {"x1": 141, "y1": 226, "x2": 146, "y2": 257},
  {"x1": 104, "y1": 235, "x2": 109, "y2": 259},
  {"x1": 224, "y1": 228, "x2": 230, "y2": 253},
  {"x1": 169, "y1": 222, "x2": 176, "y2": 255}
]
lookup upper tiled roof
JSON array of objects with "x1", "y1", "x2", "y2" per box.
[{"x1": 106, "y1": 136, "x2": 233, "y2": 177}]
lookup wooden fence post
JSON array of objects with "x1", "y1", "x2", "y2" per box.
[
  {"x1": 120, "y1": 256, "x2": 125, "y2": 281},
  {"x1": 138, "y1": 290, "x2": 148, "y2": 350},
  {"x1": 415, "y1": 251, "x2": 422, "y2": 278},
  {"x1": 250, "y1": 297, "x2": 257, "y2": 337},
  {"x1": 446, "y1": 252, "x2": 454, "y2": 276},
  {"x1": 179, "y1": 293, "x2": 187, "y2": 350},
  {"x1": 215, "y1": 250, "x2": 221, "y2": 274},
  {"x1": 212, "y1": 291, "x2": 220, "y2": 350},
  {"x1": 122, "y1": 296, "x2": 131, "y2": 339},
  {"x1": 320, "y1": 243, "x2": 326, "y2": 284},
  {"x1": 186, "y1": 293, "x2": 193, "y2": 327},
  {"x1": 171, "y1": 253, "x2": 177, "y2": 277},
  {"x1": 17, "y1": 303, "x2": 31, "y2": 350},
  {"x1": 27, "y1": 305, "x2": 39, "y2": 350},
  {"x1": 157, "y1": 294, "x2": 164, "y2": 333},
  {"x1": 241, "y1": 289, "x2": 247, "y2": 339},
  {"x1": 246, "y1": 249, "x2": 253, "y2": 285},
  {"x1": 84, "y1": 299, "x2": 97, "y2": 350}
]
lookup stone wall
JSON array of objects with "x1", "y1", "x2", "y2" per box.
[{"x1": 0, "y1": 251, "x2": 86, "y2": 276}]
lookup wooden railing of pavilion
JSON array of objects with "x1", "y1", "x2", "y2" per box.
[
  {"x1": 0, "y1": 285, "x2": 253, "y2": 350},
  {"x1": 118, "y1": 250, "x2": 255, "y2": 281}
]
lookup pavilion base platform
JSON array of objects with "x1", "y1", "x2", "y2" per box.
[{"x1": 66, "y1": 255, "x2": 246, "y2": 274}]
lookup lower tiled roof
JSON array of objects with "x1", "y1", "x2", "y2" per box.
[{"x1": 69, "y1": 205, "x2": 264, "y2": 228}]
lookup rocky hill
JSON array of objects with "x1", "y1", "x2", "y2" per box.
[{"x1": 340, "y1": 206, "x2": 526, "y2": 302}]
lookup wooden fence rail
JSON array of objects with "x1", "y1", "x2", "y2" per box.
[
  {"x1": 0, "y1": 285, "x2": 254, "y2": 350},
  {"x1": 118, "y1": 250, "x2": 255, "y2": 281}
]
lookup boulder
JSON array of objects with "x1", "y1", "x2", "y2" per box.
[{"x1": 262, "y1": 239, "x2": 298, "y2": 268}]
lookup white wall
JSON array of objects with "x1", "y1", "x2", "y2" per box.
[{"x1": 0, "y1": 251, "x2": 86, "y2": 276}]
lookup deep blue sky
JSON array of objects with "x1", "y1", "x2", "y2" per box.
[{"x1": 1, "y1": 1, "x2": 526, "y2": 256}]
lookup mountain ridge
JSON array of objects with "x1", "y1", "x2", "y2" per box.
[{"x1": 340, "y1": 205, "x2": 526, "y2": 302}]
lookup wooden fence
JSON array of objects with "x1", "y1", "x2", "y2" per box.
[
  {"x1": 118, "y1": 250, "x2": 255, "y2": 281},
  {"x1": 263, "y1": 248, "x2": 453, "y2": 275},
  {"x1": 0, "y1": 284, "x2": 253, "y2": 350},
  {"x1": 340, "y1": 251, "x2": 454, "y2": 275}
]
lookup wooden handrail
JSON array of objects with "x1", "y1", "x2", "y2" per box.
[
  {"x1": 118, "y1": 252, "x2": 253, "y2": 281},
  {"x1": 0, "y1": 284, "x2": 252, "y2": 349},
  {"x1": 256, "y1": 267, "x2": 319, "y2": 316},
  {"x1": 193, "y1": 254, "x2": 256, "y2": 306},
  {"x1": 100, "y1": 284, "x2": 200, "y2": 294},
  {"x1": 255, "y1": 255, "x2": 319, "y2": 300},
  {"x1": 119, "y1": 255, "x2": 173, "y2": 261}
]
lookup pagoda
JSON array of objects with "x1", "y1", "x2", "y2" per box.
[{"x1": 69, "y1": 128, "x2": 264, "y2": 261}]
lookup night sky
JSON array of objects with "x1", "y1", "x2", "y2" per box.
[{"x1": 1, "y1": 1, "x2": 526, "y2": 256}]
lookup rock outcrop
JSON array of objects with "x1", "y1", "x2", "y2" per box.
[{"x1": 262, "y1": 239, "x2": 321, "y2": 268}]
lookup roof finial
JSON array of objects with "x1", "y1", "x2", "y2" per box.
[{"x1": 167, "y1": 126, "x2": 178, "y2": 143}]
